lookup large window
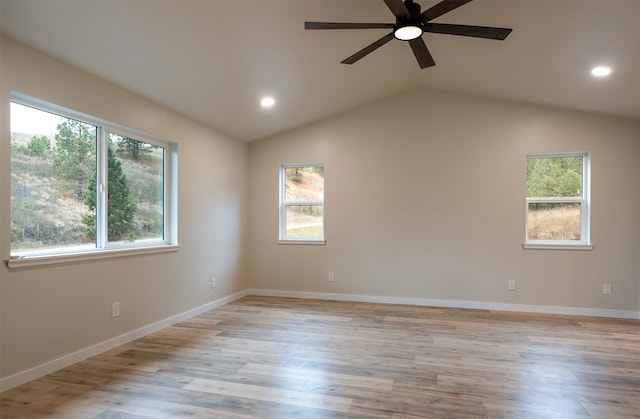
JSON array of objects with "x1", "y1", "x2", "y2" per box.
[
  {"x1": 279, "y1": 164, "x2": 325, "y2": 243},
  {"x1": 9, "y1": 94, "x2": 177, "y2": 266},
  {"x1": 525, "y1": 152, "x2": 591, "y2": 249}
]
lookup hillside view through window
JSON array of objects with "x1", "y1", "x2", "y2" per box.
[{"x1": 10, "y1": 101, "x2": 165, "y2": 255}]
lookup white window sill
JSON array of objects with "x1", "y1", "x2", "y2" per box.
[
  {"x1": 277, "y1": 240, "x2": 326, "y2": 246},
  {"x1": 523, "y1": 243, "x2": 593, "y2": 251},
  {"x1": 6, "y1": 244, "x2": 180, "y2": 269}
]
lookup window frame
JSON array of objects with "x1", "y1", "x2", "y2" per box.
[
  {"x1": 524, "y1": 152, "x2": 592, "y2": 250},
  {"x1": 7, "y1": 93, "x2": 178, "y2": 268},
  {"x1": 278, "y1": 163, "x2": 325, "y2": 245}
]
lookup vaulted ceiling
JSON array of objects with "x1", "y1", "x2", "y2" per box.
[{"x1": 2, "y1": 0, "x2": 639, "y2": 142}]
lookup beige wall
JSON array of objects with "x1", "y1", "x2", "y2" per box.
[
  {"x1": 248, "y1": 89, "x2": 640, "y2": 313},
  {"x1": 0, "y1": 37, "x2": 249, "y2": 379}
]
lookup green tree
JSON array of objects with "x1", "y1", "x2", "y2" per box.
[
  {"x1": 53, "y1": 119, "x2": 96, "y2": 199},
  {"x1": 27, "y1": 135, "x2": 51, "y2": 157},
  {"x1": 527, "y1": 156, "x2": 582, "y2": 197},
  {"x1": 82, "y1": 146, "x2": 138, "y2": 241},
  {"x1": 116, "y1": 137, "x2": 152, "y2": 162}
]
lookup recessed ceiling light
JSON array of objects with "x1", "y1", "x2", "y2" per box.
[
  {"x1": 591, "y1": 66, "x2": 612, "y2": 77},
  {"x1": 260, "y1": 97, "x2": 275, "y2": 108}
]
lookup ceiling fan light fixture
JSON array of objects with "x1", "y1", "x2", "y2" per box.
[{"x1": 394, "y1": 24, "x2": 422, "y2": 41}]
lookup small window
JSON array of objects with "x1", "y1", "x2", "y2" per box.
[
  {"x1": 9, "y1": 94, "x2": 177, "y2": 266},
  {"x1": 525, "y1": 153, "x2": 591, "y2": 249},
  {"x1": 278, "y1": 164, "x2": 325, "y2": 244}
]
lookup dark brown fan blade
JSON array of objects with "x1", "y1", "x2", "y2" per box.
[
  {"x1": 421, "y1": 0, "x2": 473, "y2": 21},
  {"x1": 384, "y1": 0, "x2": 410, "y2": 17},
  {"x1": 425, "y1": 23, "x2": 512, "y2": 40},
  {"x1": 305, "y1": 22, "x2": 395, "y2": 30},
  {"x1": 341, "y1": 32, "x2": 395, "y2": 64},
  {"x1": 408, "y1": 38, "x2": 436, "y2": 68}
]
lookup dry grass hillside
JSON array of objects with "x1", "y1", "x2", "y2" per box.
[
  {"x1": 528, "y1": 205, "x2": 581, "y2": 240},
  {"x1": 11, "y1": 133, "x2": 163, "y2": 253}
]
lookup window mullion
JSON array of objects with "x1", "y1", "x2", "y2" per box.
[
  {"x1": 526, "y1": 197, "x2": 582, "y2": 203},
  {"x1": 283, "y1": 200, "x2": 324, "y2": 206},
  {"x1": 96, "y1": 128, "x2": 107, "y2": 249}
]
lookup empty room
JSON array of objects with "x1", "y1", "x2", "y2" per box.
[{"x1": 1, "y1": 0, "x2": 639, "y2": 418}]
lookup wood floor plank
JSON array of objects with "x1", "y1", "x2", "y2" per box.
[
  {"x1": 239, "y1": 363, "x2": 394, "y2": 391},
  {"x1": 1, "y1": 295, "x2": 639, "y2": 418},
  {"x1": 183, "y1": 378, "x2": 353, "y2": 413}
]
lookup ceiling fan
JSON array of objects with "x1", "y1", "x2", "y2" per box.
[{"x1": 305, "y1": 0, "x2": 512, "y2": 69}]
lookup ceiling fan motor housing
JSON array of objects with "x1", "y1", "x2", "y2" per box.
[{"x1": 404, "y1": 0, "x2": 422, "y2": 18}]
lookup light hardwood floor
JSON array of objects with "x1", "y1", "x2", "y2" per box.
[{"x1": 1, "y1": 296, "x2": 639, "y2": 418}]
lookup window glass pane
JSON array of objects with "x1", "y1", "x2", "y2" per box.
[
  {"x1": 10, "y1": 103, "x2": 97, "y2": 254},
  {"x1": 526, "y1": 156, "x2": 583, "y2": 198},
  {"x1": 106, "y1": 134, "x2": 164, "y2": 244},
  {"x1": 285, "y1": 205, "x2": 323, "y2": 238},
  {"x1": 285, "y1": 166, "x2": 324, "y2": 202},
  {"x1": 528, "y1": 202, "x2": 581, "y2": 240}
]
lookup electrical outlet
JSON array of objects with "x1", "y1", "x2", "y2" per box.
[
  {"x1": 112, "y1": 302, "x2": 120, "y2": 318},
  {"x1": 211, "y1": 277, "x2": 217, "y2": 288},
  {"x1": 507, "y1": 280, "x2": 516, "y2": 290},
  {"x1": 603, "y1": 283, "x2": 612, "y2": 295},
  {"x1": 328, "y1": 272, "x2": 335, "y2": 282}
]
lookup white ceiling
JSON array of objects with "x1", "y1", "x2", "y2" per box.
[{"x1": 2, "y1": 0, "x2": 639, "y2": 142}]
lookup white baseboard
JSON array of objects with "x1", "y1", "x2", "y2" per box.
[
  {"x1": 0, "y1": 290, "x2": 249, "y2": 393},
  {"x1": 2, "y1": 287, "x2": 638, "y2": 393},
  {"x1": 246, "y1": 288, "x2": 640, "y2": 320}
]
